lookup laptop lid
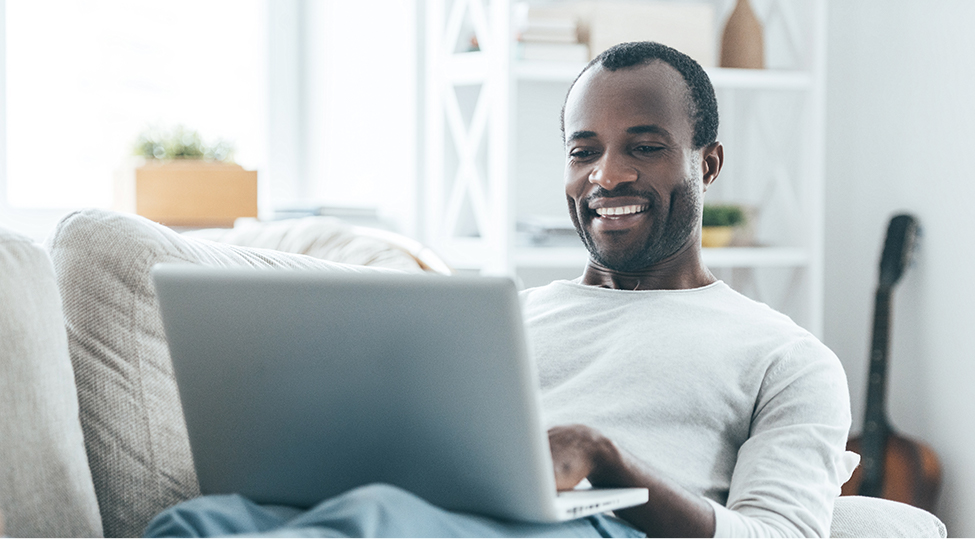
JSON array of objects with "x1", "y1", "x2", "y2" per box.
[{"x1": 152, "y1": 264, "x2": 647, "y2": 522}]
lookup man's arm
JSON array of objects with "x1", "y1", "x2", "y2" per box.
[
  {"x1": 549, "y1": 340, "x2": 854, "y2": 538},
  {"x1": 549, "y1": 424, "x2": 715, "y2": 538}
]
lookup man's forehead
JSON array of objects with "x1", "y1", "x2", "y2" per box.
[{"x1": 564, "y1": 61, "x2": 692, "y2": 131}]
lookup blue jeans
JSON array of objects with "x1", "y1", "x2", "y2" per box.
[{"x1": 144, "y1": 483, "x2": 645, "y2": 538}]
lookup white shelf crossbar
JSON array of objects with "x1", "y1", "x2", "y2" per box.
[
  {"x1": 513, "y1": 62, "x2": 812, "y2": 90},
  {"x1": 442, "y1": 79, "x2": 492, "y2": 240}
]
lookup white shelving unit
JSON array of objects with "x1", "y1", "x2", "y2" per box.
[{"x1": 424, "y1": 0, "x2": 827, "y2": 335}]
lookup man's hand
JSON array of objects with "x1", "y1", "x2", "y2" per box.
[
  {"x1": 548, "y1": 424, "x2": 716, "y2": 537},
  {"x1": 548, "y1": 424, "x2": 618, "y2": 490}
]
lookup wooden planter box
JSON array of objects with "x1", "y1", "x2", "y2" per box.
[{"x1": 135, "y1": 160, "x2": 257, "y2": 228}]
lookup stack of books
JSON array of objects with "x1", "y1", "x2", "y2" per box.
[
  {"x1": 514, "y1": 4, "x2": 589, "y2": 63},
  {"x1": 517, "y1": 215, "x2": 581, "y2": 246}
]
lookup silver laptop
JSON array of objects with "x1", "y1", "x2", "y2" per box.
[{"x1": 152, "y1": 264, "x2": 648, "y2": 522}]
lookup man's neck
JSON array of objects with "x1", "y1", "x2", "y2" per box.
[{"x1": 580, "y1": 244, "x2": 716, "y2": 291}]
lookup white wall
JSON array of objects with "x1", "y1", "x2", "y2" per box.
[{"x1": 825, "y1": 2, "x2": 975, "y2": 535}]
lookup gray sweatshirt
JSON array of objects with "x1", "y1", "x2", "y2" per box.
[{"x1": 521, "y1": 279, "x2": 858, "y2": 537}]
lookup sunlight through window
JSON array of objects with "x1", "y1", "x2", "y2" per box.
[{"x1": 5, "y1": 0, "x2": 266, "y2": 208}]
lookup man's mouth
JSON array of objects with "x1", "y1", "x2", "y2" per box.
[
  {"x1": 594, "y1": 204, "x2": 650, "y2": 218},
  {"x1": 585, "y1": 199, "x2": 652, "y2": 232}
]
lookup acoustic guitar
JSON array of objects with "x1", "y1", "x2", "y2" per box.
[{"x1": 841, "y1": 214, "x2": 942, "y2": 512}]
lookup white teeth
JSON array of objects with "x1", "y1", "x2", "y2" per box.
[{"x1": 595, "y1": 204, "x2": 649, "y2": 217}]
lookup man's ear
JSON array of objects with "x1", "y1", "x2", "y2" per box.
[{"x1": 701, "y1": 142, "x2": 724, "y2": 192}]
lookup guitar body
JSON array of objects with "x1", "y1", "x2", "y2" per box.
[
  {"x1": 841, "y1": 214, "x2": 941, "y2": 512},
  {"x1": 843, "y1": 433, "x2": 942, "y2": 512}
]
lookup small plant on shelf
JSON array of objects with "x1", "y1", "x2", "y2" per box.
[
  {"x1": 128, "y1": 125, "x2": 255, "y2": 228},
  {"x1": 701, "y1": 204, "x2": 746, "y2": 247},
  {"x1": 133, "y1": 125, "x2": 236, "y2": 163},
  {"x1": 702, "y1": 204, "x2": 745, "y2": 228}
]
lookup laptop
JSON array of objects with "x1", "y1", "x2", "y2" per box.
[{"x1": 152, "y1": 264, "x2": 648, "y2": 522}]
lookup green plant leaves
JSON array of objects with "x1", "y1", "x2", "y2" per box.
[
  {"x1": 133, "y1": 125, "x2": 236, "y2": 162},
  {"x1": 702, "y1": 204, "x2": 745, "y2": 227}
]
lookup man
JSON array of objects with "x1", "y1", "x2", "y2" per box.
[
  {"x1": 525, "y1": 41, "x2": 854, "y2": 537},
  {"x1": 146, "y1": 42, "x2": 854, "y2": 538}
]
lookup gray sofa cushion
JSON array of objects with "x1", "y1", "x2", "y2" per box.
[
  {"x1": 0, "y1": 225, "x2": 103, "y2": 537},
  {"x1": 46, "y1": 209, "x2": 388, "y2": 537},
  {"x1": 831, "y1": 496, "x2": 946, "y2": 538}
]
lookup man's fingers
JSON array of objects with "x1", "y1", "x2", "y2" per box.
[
  {"x1": 549, "y1": 426, "x2": 596, "y2": 490},
  {"x1": 553, "y1": 456, "x2": 588, "y2": 490}
]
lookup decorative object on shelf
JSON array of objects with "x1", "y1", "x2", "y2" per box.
[
  {"x1": 124, "y1": 125, "x2": 257, "y2": 228},
  {"x1": 720, "y1": 0, "x2": 765, "y2": 69},
  {"x1": 702, "y1": 203, "x2": 746, "y2": 248},
  {"x1": 701, "y1": 226, "x2": 734, "y2": 248},
  {"x1": 133, "y1": 125, "x2": 236, "y2": 163}
]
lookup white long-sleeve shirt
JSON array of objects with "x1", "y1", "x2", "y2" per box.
[{"x1": 520, "y1": 279, "x2": 858, "y2": 537}]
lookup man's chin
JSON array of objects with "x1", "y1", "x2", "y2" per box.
[
  {"x1": 584, "y1": 243, "x2": 650, "y2": 273},
  {"x1": 576, "y1": 228, "x2": 639, "y2": 272}
]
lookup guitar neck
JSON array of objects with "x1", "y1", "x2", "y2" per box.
[{"x1": 858, "y1": 287, "x2": 893, "y2": 495}]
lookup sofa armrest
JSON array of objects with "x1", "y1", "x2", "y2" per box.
[
  {"x1": 46, "y1": 209, "x2": 397, "y2": 537},
  {"x1": 0, "y1": 226, "x2": 102, "y2": 537},
  {"x1": 831, "y1": 496, "x2": 946, "y2": 538}
]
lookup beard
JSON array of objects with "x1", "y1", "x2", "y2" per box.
[{"x1": 568, "y1": 179, "x2": 701, "y2": 273}]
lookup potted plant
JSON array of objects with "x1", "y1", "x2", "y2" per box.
[
  {"x1": 131, "y1": 125, "x2": 257, "y2": 228},
  {"x1": 701, "y1": 203, "x2": 746, "y2": 248}
]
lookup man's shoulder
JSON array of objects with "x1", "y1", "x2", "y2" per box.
[
  {"x1": 518, "y1": 279, "x2": 581, "y2": 307},
  {"x1": 707, "y1": 282, "x2": 799, "y2": 322}
]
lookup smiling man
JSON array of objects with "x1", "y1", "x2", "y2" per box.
[
  {"x1": 521, "y1": 41, "x2": 856, "y2": 537},
  {"x1": 563, "y1": 42, "x2": 720, "y2": 288},
  {"x1": 145, "y1": 42, "x2": 854, "y2": 538}
]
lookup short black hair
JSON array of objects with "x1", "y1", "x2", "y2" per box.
[{"x1": 561, "y1": 41, "x2": 719, "y2": 149}]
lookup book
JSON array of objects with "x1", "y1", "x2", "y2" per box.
[
  {"x1": 517, "y1": 42, "x2": 589, "y2": 62},
  {"x1": 518, "y1": 19, "x2": 579, "y2": 44}
]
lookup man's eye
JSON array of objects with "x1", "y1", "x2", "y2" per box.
[
  {"x1": 634, "y1": 145, "x2": 663, "y2": 154},
  {"x1": 569, "y1": 149, "x2": 598, "y2": 160}
]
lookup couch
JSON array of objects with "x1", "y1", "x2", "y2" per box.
[{"x1": 0, "y1": 209, "x2": 947, "y2": 538}]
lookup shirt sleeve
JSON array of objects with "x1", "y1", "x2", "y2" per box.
[{"x1": 710, "y1": 338, "x2": 857, "y2": 538}]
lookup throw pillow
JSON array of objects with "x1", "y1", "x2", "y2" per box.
[
  {"x1": 0, "y1": 225, "x2": 102, "y2": 537},
  {"x1": 46, "y1": 209, "x2": 389, "y2": 537}
]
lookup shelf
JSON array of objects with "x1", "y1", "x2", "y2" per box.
[
  {"x1": 426, "y1": 0, "x2": 825, "y2": 332},
  {"x1": 703, "y1": 247, "x2": 810, "y2": 267},
  {"x1": 513, "y1": 246, "x2": 810, "y2": 268},
  {"x1": 706, "y1": 68, "x2": 812, "y2": 90},
  {"x1": 513, "y1": 61, "x2": 812, "y2": 90}
]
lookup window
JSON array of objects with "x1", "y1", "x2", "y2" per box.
[
  {"x1": 5, "y1": 0, "x2": 266, "y2": 209},
  {"x1": 2, "y1": 0, "x2": 419, "y2": 237}
]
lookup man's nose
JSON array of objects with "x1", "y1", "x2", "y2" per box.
[{"x1": 588, "y1": 154, "x2": 637, "y2": 190}]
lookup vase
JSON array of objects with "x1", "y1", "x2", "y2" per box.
[
  {"x1": 701, "y1": 226, "x2": 735, "y2": 248},
  {"x1": 720, "y1": 0, "x2": 764, "y2": 69}
]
